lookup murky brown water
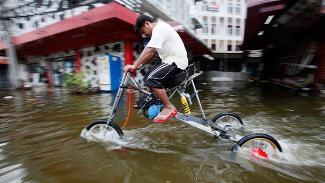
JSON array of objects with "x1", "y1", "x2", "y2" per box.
[{"x1": 0, "y1": 81, "x2": 324, "y2": 183}]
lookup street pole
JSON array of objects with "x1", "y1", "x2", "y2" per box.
[{"x1": 3, "y1": 20, "x2": 19, "y2": 89}]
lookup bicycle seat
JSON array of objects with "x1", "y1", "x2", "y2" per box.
[{"x1": 166, "y1": 71, "x2": 187, "y2": 89}]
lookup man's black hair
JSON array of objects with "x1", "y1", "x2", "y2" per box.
[{"x1": 134, "y1": 15, "x2": 156, "y2": 34}]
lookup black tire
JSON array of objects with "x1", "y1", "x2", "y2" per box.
[
  {"x1": 85, "y1": 119, "x2": 124, "y2": 137},
  {"x1": 211, "y1": 112, "x2": 244, "y2": 130},
  {"x1": 231, "y1": 133, "x2": 282, "y2": 152}
]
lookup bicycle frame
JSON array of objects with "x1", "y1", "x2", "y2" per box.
[
  {"x1": 106, "y1": 70, "x2": 205, "y2": 122},
  {"x1": 105, "y1": 71, "x2": 240, "y2": 141}
]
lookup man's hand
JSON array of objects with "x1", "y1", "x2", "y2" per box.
[{"x1": 123, "y1": 64, "x2": 136, "y2": 73}]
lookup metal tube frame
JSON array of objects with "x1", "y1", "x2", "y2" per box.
[{"x1": 104, "y1": 71, "x2": 239, "y2": 141}]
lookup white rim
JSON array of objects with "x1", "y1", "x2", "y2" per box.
[
  {"x1": 239, "y1": 138, "x2": 279, "y2": 158},
  {"x1": 89, "y1": 124, "x2": 114, "y2": 135},
  {"x1": 215, "y1": 115, "x2": 241, "y2": 129}
]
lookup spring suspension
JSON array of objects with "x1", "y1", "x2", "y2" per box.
[{"x1": 180, "y1": 94, "x2": 191, "y2": 114}]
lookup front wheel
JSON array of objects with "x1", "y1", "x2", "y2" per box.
[
  {"x1": 85, "y1": 119, "x2": 124, "y2": 137},
  {"x1": 232, "y1": 133, "x2": 282, "y2": 159},
  {"x1": 211, "y1": 112, "x2": 244, "y2": 130}
]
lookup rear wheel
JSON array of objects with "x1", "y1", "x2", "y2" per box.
[
  {"x1": 232, "y1": 133, "x2": 282, "y2": 159},
  {"x1": 211, "y1": 112, "x2": 244, "y2": 130},
  {"x1": 85, "y1": 119, "x2": 124, "y2": 137}
]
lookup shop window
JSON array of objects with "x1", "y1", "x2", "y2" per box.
[
  {"x1": 64, "y1": 61, "x2": 75, "y2": 74},
  {"x1": 30, "y1": 63, "x2": 47, "y2": 84}
]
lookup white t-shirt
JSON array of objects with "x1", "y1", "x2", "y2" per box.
[{"x1": 146, "y1": 21, "x2": 188, "y2": 70}]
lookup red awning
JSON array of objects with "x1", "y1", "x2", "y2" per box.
[
  {"x1": 0, "y1": 3, "x2": 211, "y2": 57},
  {"x1": 0, "y1": 2, "x2": 140, "y2": 56}
]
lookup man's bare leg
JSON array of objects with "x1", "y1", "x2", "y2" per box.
[{"x1": 152, "y1": 88, "x2": 176, "y2": 120}]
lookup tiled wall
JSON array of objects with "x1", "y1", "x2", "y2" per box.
[{"x1": 23, "y1": 41, "x2": 163, "y2": 89}]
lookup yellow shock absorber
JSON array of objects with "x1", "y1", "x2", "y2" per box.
[{"x1": 180, "y1": 94, "x2": 191, "y2": 114}]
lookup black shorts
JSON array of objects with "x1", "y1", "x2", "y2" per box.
[{"x1": 145, "y1": 62, "x2": 183, "y2": 89}]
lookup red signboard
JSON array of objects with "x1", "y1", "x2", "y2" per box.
[{"x1": 208, "y1": 2, "x2": 219, "y2": 11}]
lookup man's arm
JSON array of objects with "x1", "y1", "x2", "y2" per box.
[
  {"x1": 133, "y1": 47, "x2": 156, "y2": 69},
  {"x1": 123, "y1": 47, "x2": 156, "y2": 72}
]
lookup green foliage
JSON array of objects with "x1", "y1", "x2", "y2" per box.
[{"x1": 63, "y1": 72, "x2": 88, "y2": 94}]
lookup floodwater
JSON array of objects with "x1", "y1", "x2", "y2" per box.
[{"x1": 0, "y1": 81, "x2": 324, "y2": 183}]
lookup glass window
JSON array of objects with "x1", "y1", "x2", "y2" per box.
[
  {"x1": 227, "y1": 3, "x2": 232, "y2": 14},
  {"x1": 228, "y1": 41, "x2": 232, "y2": 51},
  {"x1": 236, "y1": 4, "x2": 241, "y2": 14},
  {"x1": 211, "y1": 17, "x2": 216, "y2": 35},
  {"x1": 203, "y1": 16, "x2": 208, "y2": 34},
  {"x1": 236, "y1": 18, "x2": 240, "y2": 25},
  {"x1": 228, "y1": 17, "x2": 232, "y2": 24},
  {"x1": 203, "y1": 0, "x2": 208, "y2": 11},
  {"x1": 228, "y1": 25, "x2": 232, "y2": 35},
  {"x1": 236, "y1": 45, "x2": 241, "y2": 51},
  {"x1": 227, "y1": 18, "x2": 232, "y2": 35},
  {"x1": 220, "y1": 17, "x2": 224, "y2": 27},
  {"x1": 211, "y1": 43, "x2": 216, "y2": 51},
  {"x1": 228, "y1": 44, "x2": 232, "y2": 51},
  {"x1": 220, "y1": 40, "x2": 224, "y2": 51},
  {"x1": 236, "y1": 25, "x2": 240, "y2": 36}
]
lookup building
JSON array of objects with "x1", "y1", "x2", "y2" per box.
[
  {"x1": 243, "y1": 0, "x2": 325, "y2": 93},
  {"x1": 194, "y1": 0, "x2": 247, "y2": 72},
  {"x1": 0, "y1": 0, "x2": 210, "y2": 90}
]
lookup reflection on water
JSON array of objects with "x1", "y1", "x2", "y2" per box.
[{"x1": 0, "y1": 82, "x2": 324, "y2": 183}]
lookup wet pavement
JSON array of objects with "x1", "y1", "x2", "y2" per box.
[{"x1": 0, "y1": 81, "x2": 324, "y2": 183}]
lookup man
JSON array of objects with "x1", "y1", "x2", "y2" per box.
[{"x1": 123, "y1": 15, "x2": 188, "y2": 123}]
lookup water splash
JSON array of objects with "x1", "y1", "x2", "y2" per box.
[
  {"x1": 272, "y1": 139, "x2": 325, "y2": 167},
  {"x1": 80, "y1": 124, "x2": 181, "y2": 154}
]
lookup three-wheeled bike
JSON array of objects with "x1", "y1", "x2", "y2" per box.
[{"x1": 82, "y1": 65, "x2": 283, "y2": 159}]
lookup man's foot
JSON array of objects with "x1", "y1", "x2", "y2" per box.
[{"x1": 153, "y1": 107, "x2": 177, "y2": 123}]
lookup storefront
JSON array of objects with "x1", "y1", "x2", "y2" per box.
[{"x1": 0, "y1": 2, "x2": 211, "y2": 90}]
